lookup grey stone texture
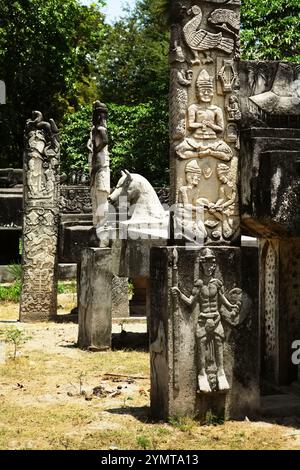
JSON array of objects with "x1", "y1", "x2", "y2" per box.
[
  {"x1": 20, "y1": 112, "x2": 60, "y2": 322},
  {"x1": 241, "y1": 128, "x2": 300, "y2": 237},
  {"x1": 78, "y1": 248, "x2": 113, "y2": 350},
  {"x1": 240, "y1": 61, "x2": 300, "y2": 237},
  {"x1": 169, "y1": 1, "x2": 240, "y2": 245},
  {"x1": 78, "y1": 236, "x2": 167, "y2": 350},
  {"x1": 259, "y1": 238, "x2": 300, "y2": 385},
  {"x1": 150, "y1": 246, "x2": 260, "y2": 421}
]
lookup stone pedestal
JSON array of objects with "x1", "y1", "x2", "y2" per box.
[
  {"x1": 78, "y1": 248, "x2": 113, "y2": 350},
  {"x1": 78, "y1": 237, "x2": 167, "y2": 350},
  {"x1": 150, "y1": 246, "x2": 260, "y2": 421}
]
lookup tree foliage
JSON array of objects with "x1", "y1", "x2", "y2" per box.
[
  {"x1": 240, "y1": 0, "x2": 300, "y2": 61},
  {"x1": 96, "y1": 0, "x2": 169, "y2": 104},
  {"x1": 0, "y1": 0, "x2": 106, "y2": 167},
  {"x1": 60, "y1": 99, "x2": 169, "y2": 186}
]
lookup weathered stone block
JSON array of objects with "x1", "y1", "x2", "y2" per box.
[
  {"x1": 150, "y1": 246, "x2": 259, "y2": 421},
  {"x1": 78, "y1": 248, "x2": 112, "y2": 350},
  {"x1": 259, "y1": 238, "x2": 300, "y2": 385},
  {"x1": 241, "y1": 128, "x2": 300, "y2": 236}
]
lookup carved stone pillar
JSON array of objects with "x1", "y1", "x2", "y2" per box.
[
  {"x1": 20, "y1": 112, "x2": 60, "y2": 322},
  {"x1": 150, "y1": 246, "x2": 260, "y2": 421},
  {"x1": 169, "y1": 1, "x2": 240, "y2": 245}
]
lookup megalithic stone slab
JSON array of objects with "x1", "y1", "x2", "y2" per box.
[
  {"x1": 169, "y1": 1, "x2": 240, "y2": 245},
  {"x1": 78, "y1": 247, "x2": 113, "y2": 351},
  {"x1": 20, "y1": 112, "x2": 60, "y2": 322},
  {"x1": 150, "y1": 246, "x2": 260, "y2": 421}
]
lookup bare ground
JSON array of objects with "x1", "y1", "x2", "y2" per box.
[{"x1": 0, "y1": 300, "x2": 300, "y2": 450}]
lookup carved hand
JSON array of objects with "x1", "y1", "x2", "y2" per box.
[{"x1": 171, "y1": 287, "x2": 180, "y2": 298}]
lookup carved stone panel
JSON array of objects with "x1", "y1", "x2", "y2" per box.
[
  {"x1": 150, "y1": 246, "x2": 259, "y2": 421},
  {"x1": 169, "y1": 1, "x2": 240, "y2": 245},
  {"x1": 20, "y1": 112, "x2": 60, "y2": 321}
]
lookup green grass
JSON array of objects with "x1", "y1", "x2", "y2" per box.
[{"x1": 0, "y1": 280, "x2": 21, "y2": 302}]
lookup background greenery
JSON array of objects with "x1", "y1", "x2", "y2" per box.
[{"x1": 1, "y1": 0, "x2": 300, "y2": 185}]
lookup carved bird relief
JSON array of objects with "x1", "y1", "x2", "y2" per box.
[{"x1": 182, "y1": 5, "x2": 234, "y2": 65}]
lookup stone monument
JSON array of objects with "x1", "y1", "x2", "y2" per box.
[
  {"x1": 150, "y1": 0, "x2": 260, "y2": 421},
  {"x1": 20, "y1": 111, "x2": 60, "y2": 321},
  {"x1": 240, "y1": 61, "x2": 300, "y2": 387},
  {"x1": 88, "y1": 100, "x2": 110, "y2": 245},
  {"x1": 169, "y1": 1, "x2": 240, "y2": 245}
]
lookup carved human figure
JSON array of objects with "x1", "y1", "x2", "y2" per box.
[
  {"x1": 90, "y1": 101, "x2": 110, "y2": 227},
  {"x1": 207, "y1": 163, "x2": 237, "y2": 239},
  {"x1": 176, "y1": 70, "x2": 232, "y2": 161},
  {"x1": 176, "y1": 160, "x2": 207, "y2": 242},
  {"x1": 172, "y1": 248, "x2": 241, "y2": 393},
  {"x1": 226, "y1": 95, "x2": 241, "y2": 121},
  {"x1": 27, "y1": 158, "x2": 42, "y2": 196},
  {"x1": 171, "y1": 68, "x2": 193, "y2": 140},
  {"x1": 44, "y1": 166, "x2": 55, "y2": 196},
  {"x1": 178, "y1": 159, "x2": 201, "y2": 206}
]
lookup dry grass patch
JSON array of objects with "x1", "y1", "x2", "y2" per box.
[{"x1": 0, "y1": 322, "x2": 299, "y2": 450}]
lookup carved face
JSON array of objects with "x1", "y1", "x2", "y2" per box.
[
  {"x1": 198, "y1": 87, "x2": 214, "y2": 103},
  {"x1": 186, "y1": 172, "x2": 201, "y2": 186},
  {"x1": 108, "y1": 171, "x2": 139, "y2": 207},
  {"x1": 202, "y1": 259, "x2": 216, "y2": 277}
]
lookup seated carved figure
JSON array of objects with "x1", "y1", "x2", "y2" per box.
[{"x1": 176, "y1": 69, "x2": 232, "y2": 161}]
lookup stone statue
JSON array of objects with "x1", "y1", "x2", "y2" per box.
[
  {"x1": 175, "y1": 69, "x2": 232, "y2": 161},
  {"x1": 108, "y1": 170, "x2": 169, "y2": 239},
  {"x1": 89, "y1": 101, "x2": 110, "y2": 228},
  {"x1": 172, "y1": 248, "x2": 242, "y2": 393}
]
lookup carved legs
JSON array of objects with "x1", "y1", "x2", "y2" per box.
[
  {"x1": 214, "y1": 336, "x2": 230, "y2": 391},
  {"x1": 197, "y1": 336, "x2": 212, "y2": 393}
]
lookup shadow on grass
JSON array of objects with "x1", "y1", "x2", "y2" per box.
[
  {"x1": 106, "y1": 405, "x2": 151, "y2": 423},
  {"x1": 112, "y1": 332, "x2": 149, "y2": 352}
]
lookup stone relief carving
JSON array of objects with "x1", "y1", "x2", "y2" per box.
[
  {"x1": 208, "y1": 8, "x2": 240, "y2": 39},
  {"x1": 176, "y1": 69, "x2": 232, "y2": 161},
  {"x1": 89, "y1": 101, "x2": 110, "y2": 229},
  {"x1": 170, "y1": 1, "x2": 240, "y2": 244},
  {"x1": 264, "y1": 243, "x2": 277, "y2": 360},
  {"x1": 170, "y1": 67, "x2": 193, "y2": 141},
  {"x1": 60, "y1": 187, "x2": 92, "y2": 214},
  {"x1": 226, "y1": 94, "x2": 241, "y2": 121},
  {"x1": 172, "y1": 248, "x2": 242, "y2": 393},
  {"x1": 182, "y1": 6, "x2": 234, "y2": 65},
  {"x1": 20, "y1": 111, "x2": 60, "y2": 319},
  {"x1": 218, "y1": 59, "x2": 238, "y2": 93},
  {"x1": 175, "y1": 160, "x2": 207, "y2": 243}
]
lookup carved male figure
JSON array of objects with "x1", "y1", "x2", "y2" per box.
[
  {"x1": 176, "y1": 69, "x2": 232, "y2": 161},
  {"x1": 90, "y1": 100, "x2": 110, "y2": 227},
  {"x1": 176, "y1": 160, "x2": 207, "y2": 242},
  {"x1": 172, "y1": 248, "x2": 241, "y2": 393}
]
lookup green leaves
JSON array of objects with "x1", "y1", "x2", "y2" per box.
[
  {"x1": 241, "y1": 0, "x2": 300, "y2": 61},
  {"x1": 60, "y1": 99, "x2": 169, "y2": 186}
]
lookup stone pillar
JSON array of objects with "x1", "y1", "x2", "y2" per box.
[
  {"x1": 150, "y1": 246, "x2": 260, "y2": 421},
  {"x1": 20, "y1": 112, "x2": 60, "y2": 322},
  {"x1": 78, "y1": 248, "x2": 113, "y2": 350},
  {"x1": 260, "y1": 238, "x2": 300, "y2": 385},
  {"x1": 169, "y1": 1, "x2": 240, "y2": 244}
]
